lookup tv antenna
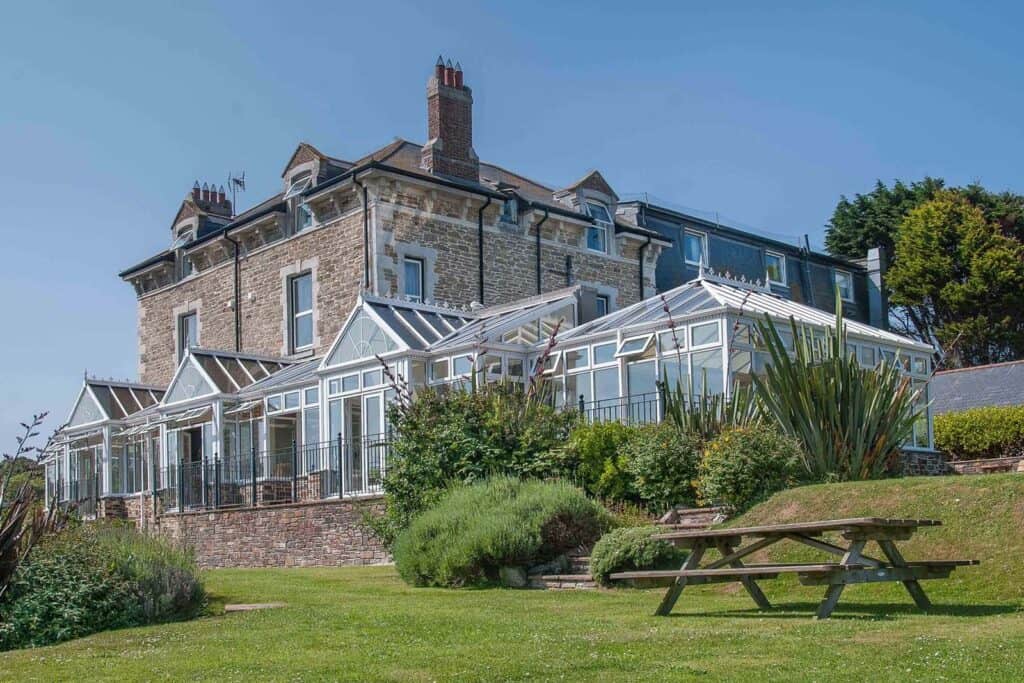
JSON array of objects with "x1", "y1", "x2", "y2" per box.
[{"x1": 228, "y1": 171, "x2": 246, "y2": 217}]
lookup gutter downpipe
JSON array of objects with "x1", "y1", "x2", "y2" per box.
[
  {"x1": 477, "y1": 196, "x2": 492, "y2": 304},
  {"x1": 353, "y1": 174, "x2": 370, "y2": 290},
  {"x1": 638, "y1": 233, "x2": 652, "y2": 301},
  {"x1": 223, "y1": 232, "x2": 242, "y2": 352},
  {"x1": 535, "y1": 207, "x2": 549, "y2": 295}
]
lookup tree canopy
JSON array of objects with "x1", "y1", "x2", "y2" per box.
[{"x1": 825, "y1": 179, "x2": 1024, "y2": 366}]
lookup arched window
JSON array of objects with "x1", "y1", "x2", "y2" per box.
[{"x1": 326, "y1": 311, "x2": 398, "y2": 366}]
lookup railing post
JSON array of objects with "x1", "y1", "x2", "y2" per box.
[
  {"x1": 177, "y1": 460, "x2": 184, "y2": 511},
  {"x1": 250, "y1": 444, "x2": 257, "y2": 508},
  {"x1": 152, "y1": 457, "x2": 158, "y2": 520},
  {"x1": 578, "y1": 394, "x2": 585, "y2": 413},
  {"x1": 337, "y1": 432, "x2": 343, "y2": 498},
  {"x1": 214, "y1": 459, "x2": 221, "y2": 509},
  {"x1": 291, "y1": 439, "x2": 298, "y2": 503}
]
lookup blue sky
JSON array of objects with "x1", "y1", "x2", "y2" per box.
[{"x1": 1, "y1": 0, "x2": 1022, "y2": 449}]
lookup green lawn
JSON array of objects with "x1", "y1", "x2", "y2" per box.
[{"x1": 2, "y1": 475, "x2": 1023, "y2": 681}]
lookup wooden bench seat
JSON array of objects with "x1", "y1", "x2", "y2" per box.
[{"x1": 611, "y1": 563, "x2": 858, "y2": 581}]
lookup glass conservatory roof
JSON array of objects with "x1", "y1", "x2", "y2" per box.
[
  {"x1": 66, "y1": 379, "x2": 166, "y2": 428},
  {"x1": 163, "y1": 349, "x2": 293, "y2": 405},
  {"x1": 559, "y1": 276, "x2": 933, "y2": 351}
]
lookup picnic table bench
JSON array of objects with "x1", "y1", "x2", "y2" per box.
[{"x1": 610, "y1": 517, "x2": 979, "y2": 619}]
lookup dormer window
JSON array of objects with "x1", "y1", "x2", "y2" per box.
[
  {"x1": 585, "y1": 202, "x2": 612, "y2": 253},
  {"x1": 500, "y1": 198, "x2": 518, "y2": 224},
  {"x1": 284, "y1": 172, "x2": 312, "y2": 199}
]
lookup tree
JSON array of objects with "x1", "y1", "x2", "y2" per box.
[
  {"x1": 825, "y1": 177, "x2": 945, "y2": 263},
  {"x1": 887, "y1": 190, "x2": 1024, "y2": 366}
]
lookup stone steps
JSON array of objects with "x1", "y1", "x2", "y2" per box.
[{"x1": 529, "y1": 573, "x2": 598, "y2": 590}]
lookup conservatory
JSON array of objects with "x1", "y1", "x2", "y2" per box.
[
  {"x1": 45, "y1": 271, "x2": 938, "y2": 518},
  {"x1": 546, "y1": 272, "x2": 937, "y2": 449}
]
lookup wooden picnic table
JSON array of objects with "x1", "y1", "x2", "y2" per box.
[{"x1": 610, "y1": 517, "x2": 978, "y2": 619}]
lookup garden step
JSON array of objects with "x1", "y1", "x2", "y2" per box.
[{"x1": 529, "y1": 573, "x2": 598, "y2": 590}]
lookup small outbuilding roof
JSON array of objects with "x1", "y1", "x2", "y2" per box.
[{"x1": 929, "y1": 360, "x2": 1024, "y2": 415}]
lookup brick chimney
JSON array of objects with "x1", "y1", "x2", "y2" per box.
[
  {"x1": 190, "y1": 179, "x2": 232, "y2": 217},
  {"x1": 421, "y1": 56, "x2": 479, "y2": 182}
]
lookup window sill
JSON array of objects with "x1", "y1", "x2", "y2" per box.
[{"x1": 288, "y1": 348, "x2": 315, "y2": 360}]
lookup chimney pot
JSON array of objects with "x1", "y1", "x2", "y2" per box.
[
  {"x1": 202, "y1": 182, "x2": 209, "y2": 201},
  {"x1": 192, "y1": 181, "x2": 201, "y2": 202},
  {"x1": 435, "y1": 55, "x2": 445, "y2": 81},
  {"x1": 444, "y1": 59, "x2": 454, "y2": 86},
  {"x1": 454, "y1": 62, "x2": 463, "y2": 88}
]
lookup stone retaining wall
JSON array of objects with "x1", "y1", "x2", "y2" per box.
[
  {"x1": 950, "y1": 456, "x2": 1024, "y2": 474},
  {"x1": 152, "y1": 497, "x2": 389, "y2": 569},
  {"x1": 900, "y1": 450, "x2": 950, "y2": 476}
]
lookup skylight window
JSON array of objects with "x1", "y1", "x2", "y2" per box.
[
  {"x1": 284, "y1": 172, "x2": 312, "y2": 199},
  {"x1": 615, "y1": 334, "x2": 654, "y2": 358}
]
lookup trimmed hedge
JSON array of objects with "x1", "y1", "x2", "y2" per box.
[
  {"x1": 589, "y1": 525, "x2": 687, "y2": 586},
  {"x1": 934, "y1": 405, "x2": 1024, "y2": 461},
  {"x1": 393, "y1": 476, "x2": 611, "y2": 587},
  {"x1": 697, "y1": 424, "x2": 803, "y2": 514}
]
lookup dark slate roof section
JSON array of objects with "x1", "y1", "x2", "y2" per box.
[
  {"x1": 118, "y1": 250, "x2": 175, "y2": 278},
  {"x1": 929, "y1": 360, "x2": 1024, "y2": 415}
]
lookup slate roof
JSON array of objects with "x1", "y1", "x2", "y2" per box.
[{"x1": 929, "y1": 360, "x2": 1024, "y2": 415}]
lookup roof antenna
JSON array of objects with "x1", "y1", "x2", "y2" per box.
[{"x1": 228, "y1": 171, "x2": 246, "y2": 217}]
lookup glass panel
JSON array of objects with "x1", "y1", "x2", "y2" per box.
[
  {"x1": 165, "y1": 360, "x2": 215, "y2": 403},
  {"x1": 430, "y1": 359, "x2": 449, "y2": 382},
  {"x1": 507, "y1": 358, "x2": 524, "y2": 379},
  {"x1": 586, "y1": 202, "x2": 612, "y2": 223},
  {"x1": 453, "y1": 355, "x2": 473, "y2": 376},
  {"x1": 627, "y1": 361, "x2": 658, "y2": 423},
  {"x1": 403, "y1": 258, "x2": 423, "y2": 302},
  {"x1": 69, "y1": 390, "x2": 104, "y2": 426},
  {"x1": 481, "y1": 354, "x2": 503, "y2": 377},
  {"x1": 267, "y1": 395, "x2": 282, "y2": 412},
  {"x1": 684, "y1": 232, "x2": 704, "y2": 264},
  {"x1": 293, "y1": 313, "x2": 313, "y2": 350},
  {"x1": 692, "y1": 349, "x2": 724, "y2": 396},
  {"x1": 595, "y1": 296, "x2": 608, "y2": 318},
  {"x1": 835, "y1": 271, "x2": 853, "y2": 300},
  {"x1": 564, "y1": 348, "x2": 589, "y2": 370},
  {"x1": 110, "y1": 446, "x2": 124, "y2": 494},
  {"x1": 616, "y1": 335, "x2": 652, "y2": 358},
  {"x1": 328, "y1": 399, "x2": 342, "y2": 441},
  {"x1": 660, "y1": 356, "x2": 689, "y2": 394},
  {"x1": 304, "y1": 387, "x2": 319, "y2": 404},
  {"x1": 327, "y1": 311, "x2": 398, "y2": 366},
  {"x1": 913, "y1": 357, "x2": 929, "y2": 375},
  {"x1": 565, "y1": 372, "x2": 592, "y2": 410},
  {"x1": 730, "y1": 350, "x2": 755, "y2": 390},
  {"x1": 365, "y1": 395, "x2": 382, "y2": 438},
  {"x1": 593, "y1": 342, "x2": 616, "y2": 365},
  {"x1": 691, "y1": 322, "x2": 720, "y2": 347},
  {"x1": 410, "y1": 361, "x2": 427, "y2": 388},
  {"x1": 659, "y1": 329, "x2": 685, "y2": 353},
  {"x1": 586, "y1": 225, "x2": 606, "y2": 252},
  {"x1": 343, "y1": 374, "x2": 359, "y2": 392},
  {"x1": 284, "y1": 391, "x2": 300, "y2": 410},
  {"x1": 766, "y1": 253, "x2": 784, "y2": 283},
  {"x1": 732, "y1": 322, "x2": 752, "y2": 346},
  {"x1": 362, "y1": 369, "x2": 383, "y2": 387},
  {"x1": 594, "y1": 367, "x2": 619, "y2": 402},
  {"x1": 328, "y1": 378, "x2": 342, "y2": 395},
  {"x1": 303, "y1": 407, "x2": 320, "y2": 447}
]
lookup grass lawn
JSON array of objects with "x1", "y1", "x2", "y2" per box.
[{"x1": 2, "y1": 475, "x2": 1023, "y2": 681}]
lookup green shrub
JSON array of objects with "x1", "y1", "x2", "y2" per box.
[
  {"x1": 697, "y1": 424, "x2": 803, "y2": 514},
  {"x1": 588, "y1": 526, "x2": 687, "y2": 586},
  {"x1": 622, "y1": 422, "x2": 703, "y2": 513},
  {"x1": 934, "y1": 405, "x2": 1024, "y2": 461},
  {"x1": 374, "y1": 382, "x2": 578, "y2": 546},
  {"x1": 0, "y1": 523, "x2": 204, "y2": 650},
  {"x1": 392, "y1": 476, "x2": 611, "y2": 587},
  {"x1": 562, "y1": 421, "x2": 638, "y2": 498}
]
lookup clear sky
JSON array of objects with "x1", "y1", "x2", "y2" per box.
[{"x1": 1, "y1": 0, "x2": 1022, "y2": 448}]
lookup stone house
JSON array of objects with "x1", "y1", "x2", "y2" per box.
[{"x1": 41, "y1": 58, "x2": 938, "y2": 568}]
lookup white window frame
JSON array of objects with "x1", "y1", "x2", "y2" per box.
[
  {"x1": 615, "y1": 334, "x2": 655, "y2": 359},
  {"x1": 595, "y1": 294, "x2": 610, "y2": 318},
  {"x1": 765, "y1": 251, "x2": 786, "y2": 286},
  {"x1": 834, "y1": 269, "x2": 854, "y2": 302},
  {"x1": 585, "y1": 202, "x2": 612, "y2": 254},
  {"x1": 289, "y1": 272, "x2": 314, "y2": 353},
  {"x1": 499, "y1": 198, "x2": 518, "y2": 224},
  {"x1": 403, "y1": 257, "x2": 425, "y2": 303},
  {"x1": 283, "y1": 172, "x2": 312, "y2": 199},
  {"x1": 683, "y1": 230, "x2": 707, "y2": 266},
  {"x1": 178, "y1": 312, "x2": 198, "y2": 361},
  {"x1": 689, "y1": 320, "x2": 721, "y2": 349}
]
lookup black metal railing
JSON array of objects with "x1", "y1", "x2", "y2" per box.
[
  {"x1": 575, "y1": 391, "x2": 662, "y2": 425},
  {"x1": 155, "y1": 434, "x2": 390, "y2": 513},
  {"x1": 66, "y1": 474, "x2": 99, "y2": 518}
]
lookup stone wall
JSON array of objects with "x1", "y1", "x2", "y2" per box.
[
  {"x1": 949, "y1": 456, "x2": 1024, "y2": 474},
  {"x1": 136, "y1": 211, "x2": 364, "y2": 386},
  {"x1": 152, "y1": 498, "x2": 389, "y2": 569},
  {"x1": 900, "y1": 450, "x2": 951, "y2": 476}
]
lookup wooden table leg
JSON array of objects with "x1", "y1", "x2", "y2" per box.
[
  {"x1": 815, "y1": 540, "x2": 866, "y2": 620},
  {"x1": 715, "y1": 540, "x2": 772, "y2": 610},
  {"x1": 877, "y1": 539, "x2": 932, "y2": 611},
  {"x1": 655, "y1": 541, "x2": 705, "y2": 616}
]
